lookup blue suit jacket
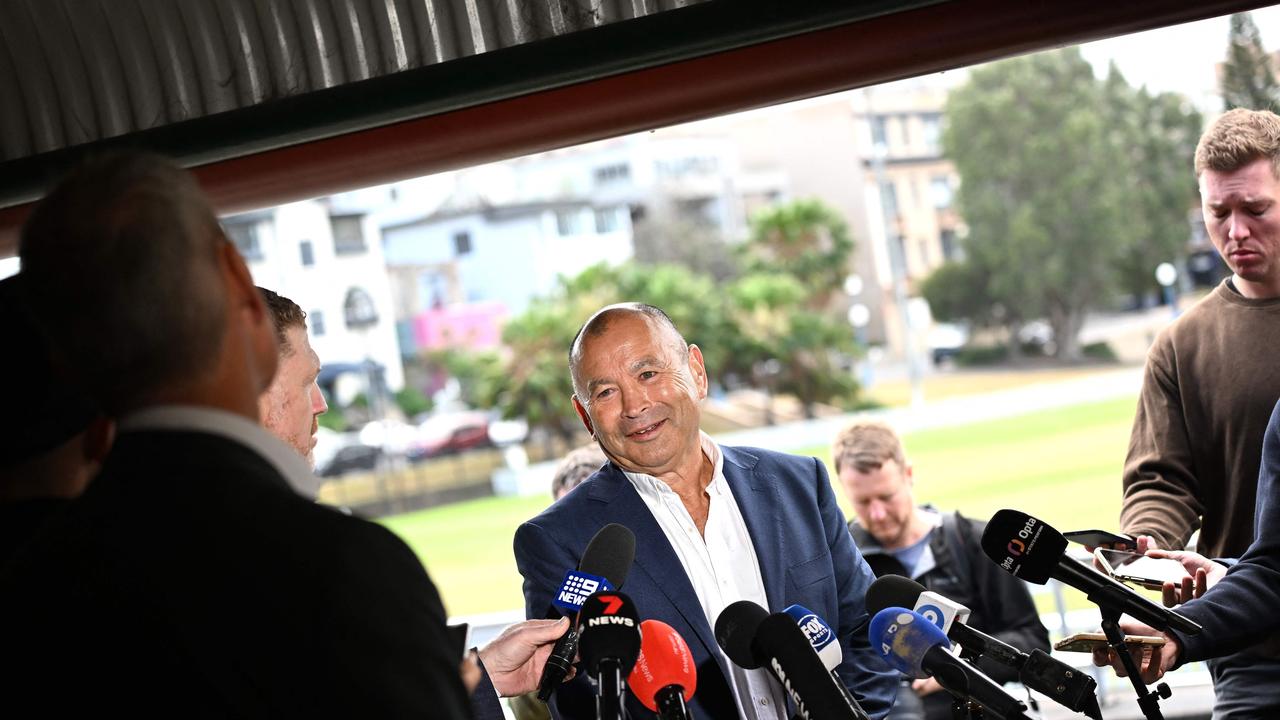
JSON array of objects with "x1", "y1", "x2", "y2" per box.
[{"x1": 514, "y1": 444, "x2": 897, "y2": 720}]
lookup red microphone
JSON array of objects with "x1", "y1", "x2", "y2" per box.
[{"x1": 628, "y1": 619, "x2": 697, "y2": 720}]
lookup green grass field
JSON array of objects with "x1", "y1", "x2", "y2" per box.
[{"x1": 382, "y1": 395, "x2": 1142, "y2": 617}]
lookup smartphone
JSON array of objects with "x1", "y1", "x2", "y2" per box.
[
  {"x1": 446, "y1": 622, "x2": 472, "y2": 661},
  {"x1": 1094, "y1": 548, "x2": 1188, "y2": 590},
  {"x1": 1054, "y1": 632, "x2": 1166, "y2": 653},
  {"x1": 1063, "y1": 529, "x2": 1136, "y2": 550}
]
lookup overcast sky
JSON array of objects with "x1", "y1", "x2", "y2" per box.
[{"x1": 1077, "y1": 7, "x2": 1280, "y2": 113}]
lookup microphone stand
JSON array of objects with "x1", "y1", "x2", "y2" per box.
[
  {"x1": 595, "y1": 658, "x2": 626, "y2": 720},
  {"x1": 1099, "y1": 608, "x2": 1172, "y2": 720},
  {"x1": 951, "y1": 648, "x2": 984, "y2": 720}
]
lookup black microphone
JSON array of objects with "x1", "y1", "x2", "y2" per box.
[
  {"x1": 715, "y1": 600, "x2": 869, "y2": 720},
  {"x1": 537, "y1": 523, "x2": 636, "y2": 701},
  {"x1": 867, "y1": 575, "x2": 1101, "y2": 720},
  {"x1": 979, "y1": 510, "x2": 1201, "y2": 635},
  {"x1": 579, "y1": 590, "x2": 643, "y2": 720},
  {"x1": 871, "y1": 607, "x2": 1031, "y2": 720}
]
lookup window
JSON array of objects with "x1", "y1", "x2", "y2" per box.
[
  {"x1": 594, "y1": 207, "x2": 620, "y2": 233},
  {"x1": 940, "y1": 229, "x2": 958, "y2": 261},
  {"x1": 556, "y1": 209, "x2": 582, "y2": 236},
  {"x1": 310, "y1": 310, "x2": 326, "y2": 336},
  {"x1": 930, "y1": 176, "x2": 953, "y2": 209},
  {"x1": 224, "y1": 222, "x2": 262, "y2": 260},
  {"x1": 879, "y1": 181, "x2": 898, "y2": 218},
  {"x1": 299, "y1": 240, "x2": 315, "y2": 267},
  {"x1": 593, "y1": 163, "x2": 630, "y2": 183},
  {"x1": 453, "y1": 231, "x2": 472, "y2": 256},
  {"x1": 331, "y1": 215, "x2": 366, "y2": 255},
  {"x1": 343, "y1": 287, "x2": 378, "y2": 329},
  {"x1": 870, "y1": 115, "x2": 887, "y2": 149},
  {"x1": 922, "y1": 113, "x2": 942, "y2": 153}
]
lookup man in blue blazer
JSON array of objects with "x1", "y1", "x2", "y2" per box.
[{"x1": 515, "y1": 303, "x2": 896, "y2": 720}]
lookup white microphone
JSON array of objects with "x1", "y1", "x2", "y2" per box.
[{"x1": 912, "y1": 590, "x2": 970, "y2": 634}]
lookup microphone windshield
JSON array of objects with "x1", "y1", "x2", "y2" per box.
[
  {"x1": 578, "y1": 591, "x2": 642, "y2": 675},
  {"x1": 979, "y1": 509, "x2": 1068, "y2": 584},
  {"x1": 869, "y1": 607, "x2": 950, "y2": 679},
  {"x1": 715, "y1": 600, "x2": 770, "y2": 670},
  {"x1": 580, "y1": 523, "x2": 637, "y2": 588},
  {"x1": 629, "y1": 620, "x2": 697, "y2": 710},
  {"x1": 865, "y1": 575, "x2": 927, "y2": 615}
]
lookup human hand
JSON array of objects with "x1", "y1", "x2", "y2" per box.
[
  {"x1": 1090, "y1": 618, "x2": 1180, "y2": 685},
  {"x1": 1147, "y1": 549, "x2": 1225, "y2": 606},
  {"x1": 476, "y1": 617, "x2": 573, "y2": 697},
  {"x1": 911, "y1": 677, "x2": 944, "y2": 697},
  {"x1": 460, "y1": 652, "x2": 483, "y2": 694}
]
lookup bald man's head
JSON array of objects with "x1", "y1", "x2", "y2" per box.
[{"x1": 569, "y1": 303, "x2": 688, "y2": 400}]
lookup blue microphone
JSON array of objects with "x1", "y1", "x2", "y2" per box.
[{"x1": 870, "y1": 608, "x2": 1030, "y2": 720}]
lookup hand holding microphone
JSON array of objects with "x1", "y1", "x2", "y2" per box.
[
  {"x1": 537, "y1": 523, "x2": 636, "y2": 702},
  {"x1": 979, "y1": 510, "x2": 1201, "y2": 636}
]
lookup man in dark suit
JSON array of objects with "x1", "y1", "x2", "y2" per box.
[
  {"x1": 515, "y1": 303, "x2": 897, "y2": 720},
  {"x1": 0, "y1": 153, "x2": 564, "y2": 718},
  {"x1": 0, "y1": 274, "x2": 113, "y2": 566}
]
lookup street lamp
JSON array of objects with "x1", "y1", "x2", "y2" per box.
[
  {"x1": 1155, "y1": 262, "x2": 1178, "y2": 320},
  {"x1": 847, "y1": 302, "x2": 873, "y2": 390}
]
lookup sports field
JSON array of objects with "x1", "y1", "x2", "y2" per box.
[{"x1": 382, "y1": 395, "x2": 1139, "y2": 617}]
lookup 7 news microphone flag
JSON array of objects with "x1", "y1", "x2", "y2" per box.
[{"x1": 579, "y1": 591, "x2": 642, "y2": 720}]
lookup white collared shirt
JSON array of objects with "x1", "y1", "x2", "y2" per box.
[
  {"x1": 119, "y1": 405, "x2": 322, "y2": 498},
  {"x1": 623, "y1": 433, "x2": 787, "y2": 720}
]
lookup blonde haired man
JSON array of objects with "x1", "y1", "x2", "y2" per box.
[
  {"x1": 1117, "y1": 108, "x2": 1280, "y2": 717},
  {"x1": 835, "y1": 421, "x2": 1049, "y2": 720}
]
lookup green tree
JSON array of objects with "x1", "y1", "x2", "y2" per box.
[
  {"x1": 1222, "y1": 12, "x2": 1280, "y2": 112},
  {"x1": 1104, "y1": 64, "x2": 1202, "y2": 302},
  {"x1": 728, "y1": 273, "x2": 859, "y2": 420},
  {"x1": 944, "y1": 48, "x2": 1125, "y2": 361},
  {"x1": 741, "y1": 199, "x2": 854, "y2": 310}
]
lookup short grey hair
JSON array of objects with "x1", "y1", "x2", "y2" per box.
[
  {"x1": 568, "y1": 303, "x2": 688, "y2": 399},
  {"x1": 19, "y1": 153, "x2": 229, "y2": 413}
]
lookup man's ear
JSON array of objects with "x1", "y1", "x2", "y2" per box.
[
  {"x1": 572, "y1": 395, "x2": 594, "y2": 436},
  {"x1": 688, "y1": 344, "x2": 708, "y2": 400}
]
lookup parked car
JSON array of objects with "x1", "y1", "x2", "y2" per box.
[{"x1": 408, "y1": 411, "x2": 493, "y2": 461}]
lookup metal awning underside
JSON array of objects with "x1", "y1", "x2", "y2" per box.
[{"x1": 0, "y1": 0, "x2": 1270, "y2": 252}]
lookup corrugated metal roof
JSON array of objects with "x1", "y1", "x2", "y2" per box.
[{"x1": 0, "y1": 0, "x2": 701, "y2": 162}]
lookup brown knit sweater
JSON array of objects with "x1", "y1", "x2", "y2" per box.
[{"x1": 1121, "y1": 279, "x2": 1280, "y2": 559}]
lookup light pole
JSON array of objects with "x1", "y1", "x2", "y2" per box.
[
  {"x1": 1156, "y1": 262, "x2": 1179, "y2": 320},
  {"x1": 868, "y1": 139, "x2": 925, "y2": 407},
  {"x1": 847, "y1": 301, "x2": 873, "y2": 389}
]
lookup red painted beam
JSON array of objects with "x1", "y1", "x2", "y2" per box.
[{"x1": 0, "y1": 0, "x2": 1267, "y2": 255}]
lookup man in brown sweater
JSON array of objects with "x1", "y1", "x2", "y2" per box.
[{"x1": 1120, "y1": 108, "x2": 1280, "y2": 717}]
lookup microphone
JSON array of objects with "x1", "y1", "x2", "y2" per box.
[
  {"x1": 716, "y1": 600, "x2": 870, "y2": 720},
  {"x1": 628, "y1": 620, "x2": 697, "y2": 720},
  {"x1": 537, "y1": 523, "x2": 636, "y2": 701},
  {"x1": 870, "y1": 607, "x2": 1030, "y2": 720},
  {"x1": 781, "y1": 604, "x2": 867, "y2": 714},
  {"x1": 579, "y1": 591, "x2": 642, "y2": 720},
  {"x1": 979, "y1": 510, "x2": 1201, "y2": 635},
  {"x1": 867, "y1": 575, "x2": 1101, "y2": 720}
]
